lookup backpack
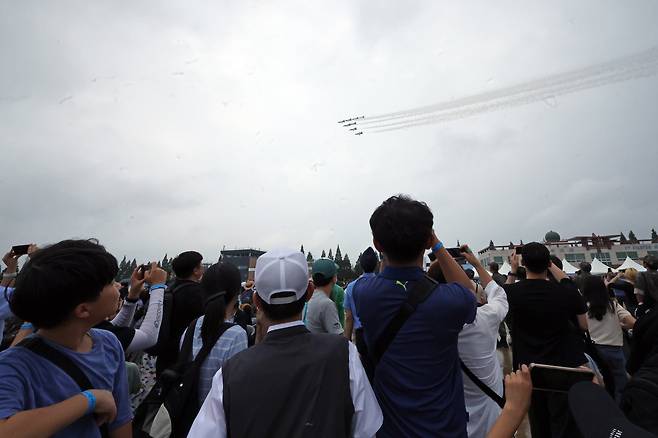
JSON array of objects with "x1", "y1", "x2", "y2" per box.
[
  {"x1": 133, "y1": 319, "x2": 234, "y2": 438},
  {"x1": 144, "y1": 282, "x2": 195, "y2": 356},
  {"x1": 621, "y1": 352, "x2": 658, "y2": 434}
]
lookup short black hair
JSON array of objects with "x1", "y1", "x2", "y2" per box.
[
  {"x1": 644, "y1": 255, "x2": 658, "y2": 270},
  {"x1": 258, "y1": 292, "x2": 306, "y2": 321},
  {"x1": 516, "y1": 267, "x2": 527, "y2": 280},
  {"x1": 172, "y1": 251, "x2": 203, "y2": 278},
  {"x1": 359, "y1": 247, "x2": 378, "y2": 274},
  {"x1": 370, "y1": 195, "x2": 433, "y2": 263},
  {"x1": 312, "y1": 273, "x2": 333, "y2": 287},
  {"x1": 10, "y1": 239, "x2": 118, "y2": 328},
  {"x1": 579, "y1": 262, "x2": 592, "y2": 273},
  {"x1": 489, "y1": 262, "x2": 499, "y2": 272},
  {"x1": 522, "y1": 242, "x2": 551, "y2": 274}
]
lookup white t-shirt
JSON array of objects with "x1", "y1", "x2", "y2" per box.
[
  {"x1": 587, "y1": 301, "x2": 631, "y2": 347},
  {"x1": 458, "y1": 281, "x2": 509, "y2": 438}
]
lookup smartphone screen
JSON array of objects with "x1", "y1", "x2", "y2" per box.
[
  {"x1": 530, "y1": 363, "x2": 594, "y2": 393},
  {"x1": 446, "y1": 247, "x2": 462, "y2": 258},
  {"x1": 515, "y1": 245, "x2": 524, "y2": 255},
  {"x1": 11, "y1": 245, "x2": 30, "y2": 256}
]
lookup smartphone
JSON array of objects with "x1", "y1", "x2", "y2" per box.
[
  {"x1": 515, "y1": 245, "x2": 524, "y2": 255},
  {"x1": 529, "y1": 363, "x2": 595, "y2": 393},
  {"x1": 11, "y1": 245, "x2": 30, "y2": 256},
  {"x1": 138, "y1": 263, "x2": 152, "y2": 273},
  {"x1": 446, "y1": 247, "x2": 463, "y2": 258}
]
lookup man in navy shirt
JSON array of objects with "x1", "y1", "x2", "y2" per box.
[{"x1": 354, "y1": 195, "x2": 477, "y2": 437}]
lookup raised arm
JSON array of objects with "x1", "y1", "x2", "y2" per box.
[
  {"x1": 429, "y1": 231, "x2": 474, "y2": 292},
  {"x1": 111, "y1": 267, "x2": 144, "y2": 327},
  {"x1": 461, "y1": 245, "x2": 493, "y2": 288},
  {"x1": 123, "y1": 263, "x2": 167, "y2": 353}
]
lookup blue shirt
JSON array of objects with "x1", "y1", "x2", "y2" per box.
[
  {"x1": 344, "y1": 273, "x2": 376, "y2": 330},
  {"x1": 0, "y1": 287, "x2": 14, "y2": 339},
  {"x1": 181, "y1": 317, "x2": 248, "y2": 404},
  {"x1": 353, "y1": 266, "x2": 476, "y2": 438},
  {"x1": 0, "y1": 329, "x2": 132, "y2": 437}
]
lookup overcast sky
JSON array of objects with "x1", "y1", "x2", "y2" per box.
[{"x1": 2, "y1": 1, "x2": 658, "y2": 264}]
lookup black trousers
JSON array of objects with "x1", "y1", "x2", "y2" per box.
[
  {"x1": 529, "y1": 390, "x2": 583, "y2": 438},
  {"x1": 354, "y1": 328, "x2": 374, "y2": 381}
]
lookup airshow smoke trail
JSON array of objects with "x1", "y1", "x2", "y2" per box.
[{"x1": 342, "y1": 46, "x2": 658, "y2": 134}]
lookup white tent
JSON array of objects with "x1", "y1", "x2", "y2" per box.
[
  {"x1": 617, "y1": 256, "x2": 646, "y2": 272},
  {"x1": 591, "y1": 258, "x2": 615, "y2": 275},
  {"x1": 561, "y1": 259, "x2": 579, "y2": 274}
]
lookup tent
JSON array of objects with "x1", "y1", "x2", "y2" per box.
[
  {"x1": 590, "y1": 258, "x2": 615, "y2": 275},
  {"x1": 561, "y1": 259, "x2": 579, "y2": 274},
  {"x1": 617, "y1": 256, "x2": 646, "y2": 272}
]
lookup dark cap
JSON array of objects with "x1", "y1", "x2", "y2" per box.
[{"x1": 569, "y1": 381, "x2": 654, "y2": 438}]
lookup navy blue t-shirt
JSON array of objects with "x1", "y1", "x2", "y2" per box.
[
  {"x1": 0, "y1": 329, "x2": 132, "y2": 437},
  {"x1": 354, "y1": 266, "x2": 476, "y2": 438}
]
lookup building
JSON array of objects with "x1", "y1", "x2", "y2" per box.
[
  {"x1": 478, "y1": 230, "x2": 658, "y2": 269},
  {"x1": 220, "y1": 249, "x2": 266, "y2": 282}
]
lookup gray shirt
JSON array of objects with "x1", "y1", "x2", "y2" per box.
[{"x1": 305, "y1": 290, "x2": 344, "y2": 334}]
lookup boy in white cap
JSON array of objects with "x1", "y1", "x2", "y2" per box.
[{"x1": 188, "y1": 248, "x2": 382, "y2": 438}]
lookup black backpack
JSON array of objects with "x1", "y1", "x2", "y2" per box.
[
  {"x1": 621, "y1": 352, "x2": 658, "y2": 434},
  {"x1": 133, "y1": 319, "x2": 234, "y2": 438},
  {"x1": 144, "y1": 282, "x2": 194, "y2": 356}
]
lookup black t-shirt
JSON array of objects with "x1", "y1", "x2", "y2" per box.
[
  {"x1": 95, "y1": 320, "x2": 136, "y2": 352},
  {"x1": 504, "y1": 278, "x2": 588, "y2": 369},
  {"x1": 156, "y1": 279, "x2": 205, "y2": 374}
]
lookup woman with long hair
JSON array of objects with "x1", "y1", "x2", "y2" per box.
[
  {"x1": 180, "y1": 262, "x2": 248, "y2": 403},
  {"x1": 583, "y1": 276, "x2": 636, "y2": 402}
]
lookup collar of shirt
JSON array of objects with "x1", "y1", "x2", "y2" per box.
[
  {"x1": 380, "y1": 266, "x2": 425, "y2": 281},
  {"x1": 267, "y1": 320, "x2": 305, "y2": 333}
]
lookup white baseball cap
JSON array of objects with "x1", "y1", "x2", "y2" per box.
[{"x1": 255, "y1": 248, "x2": 309, "y2": 304}]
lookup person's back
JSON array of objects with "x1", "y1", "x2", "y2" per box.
[
  {"x1": 353, "y1": 196, "x2": 477, "y2": 437},
  {"x1": 457, "y1": 270, "x2": 508, "y2": 437},
  {"x1": 156, "y1": 251, "x2": 205, "y2": 374},
  {"x1": 188, "y1": 248, "x2": 381, "y2": 438},
  {"x1": 305, "y1": 258, "x2": 344, "y2": 335}
]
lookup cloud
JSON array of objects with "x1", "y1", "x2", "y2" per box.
[{"x1": 1, "y1": 0, "x2": 658, "y2": 263}]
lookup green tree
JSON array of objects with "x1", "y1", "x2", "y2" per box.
[
  {"x1": 335, "y1": 245, "x2": 343, "y2": 264},
  {"x1": 306, "y1": 252, "x2": 314, "y2": 263},
  {"x1": 300, "y1": 245, "x2": 305, "y2": 254},
  {"x1": 321, "y1": 250, "x2": 326, "y2": 258},
  {"x1": 620, "y1": 232, "x2": 628, "y2": 244},
  {"x1": 353, "y1": 252, "x2": 364, "y2": 277},
  {"x1": 328, "y1": 249, "x2": 333, "y2": 260},
  {"x1": 651, "y1": 228, "x2": 658, "y2": 243},
  {"x1": 629, "y1": 230, "x2": 639, "y2": 244},
  {"x1": 488, "y1": 240, "x2": 495, "y2": 250}
]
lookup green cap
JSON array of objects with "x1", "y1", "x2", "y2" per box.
[{"x1": 312, "y1": 258, "x2": 338, "y2": 278}]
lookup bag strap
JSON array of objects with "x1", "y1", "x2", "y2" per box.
[
  {"x1": 176, "y1": 318, "x2": 235, "y2": 369},
  {"x1": 18, "y1": 337, "x2": 110, "y2": 438},
  {"x1": 460, "y1": 359, "x2": 505, "y2": 408},
  {"x1": 372, "y1": 275, "x2": 438, "y2": 365}
]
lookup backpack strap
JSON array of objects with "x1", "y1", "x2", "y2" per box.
[
  {"x1": 18, "y1": 337, "x2": 110, "y2": 438},
  {"x1": 460, "y1": 359, "x2": 505, "y2": 408},
  {"x1": 176, "y1": 318, "x2": 235, "y2": 369},
  {"x1": 372, "y1": 275, "x2": 438, "y2": 365}
]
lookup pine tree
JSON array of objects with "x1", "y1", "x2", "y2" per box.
[
  {"x1": 321, "y1": 250, "x2": 326, "y2": 258},
  {"x1": 354, "y1": 253, "x2": 364, "y2": 277},
  {"x1": 620, "y1": 232, "x2": 628, "y2": 244},
  {"x1": 306, "y1": 252, "x2": 314, "y2": 262},
  {"x1": 629, "y1": 230, "x2": 639, "y2": 244},
  {"x1": 652, "y1": 228, "x2": 658, "y2": 243},
  {"x1": 488, "y1": 240, "x2": 495, "y2": 250},
  {"x1": 334, "y1": 245, "x2": 343, "y2": 264},
  {"x1": 130, "y1": 259, "x2": 137, "y2": 271},
  {"x1": 300, "y1": 245, "x2": 305, "y2": 254},
  {"x1": 328, "y1": 249, "x2": 333, "y2": 260}
]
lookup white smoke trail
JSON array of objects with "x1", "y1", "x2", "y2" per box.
[{"x1": 350, "y1": 46, "x2": 658, "y2": 133}]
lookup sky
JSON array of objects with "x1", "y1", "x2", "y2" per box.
[{"x1": 1, "y1": 1, "x2": 658, "y2": 264}]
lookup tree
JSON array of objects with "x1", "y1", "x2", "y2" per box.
[
  {"x1": 629, "y1": 230, "x2": 639, "y2": 244},
  {"x1": 161, "y1": 254, "x2": 172, "y2": 274},
  {"x1": 306, "y1": 252, "x2": 314, "y2": 263},
  {"x1": 300, "y1": 245, "x2": 305, "y2": 254},
  {"x1": 334, "y1": 245, "x2": 343, "y2": 265},
  {"x1": 321, "y1": 250, "x2": 326, "y2": 258},
  {"x1": 488, "y1": 240, "x2": 495, "y2": 250},
  {"x1": 130, "y1": 258, "x2": 138, "y2": 272},
  {"x1": 353, "y1": 253, "x2": 364, "y2": 277},
  {"x1": 328, "y1": 249, "x2": 333, "y2": 260},
  {"x1": 652, "y1": 228, "x2": 658, "y2": 243},
  {"x1": 620, "y1": 232, "x2": 628, "y2": 244}
]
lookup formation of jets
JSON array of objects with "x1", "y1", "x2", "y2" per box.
[{"x1": 338, "y1": 116, "x2": 365, "y2": 136}]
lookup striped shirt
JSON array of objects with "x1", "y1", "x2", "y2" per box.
[{"x1": 181, "y1": 317, "x2": 248, "y2": 404}]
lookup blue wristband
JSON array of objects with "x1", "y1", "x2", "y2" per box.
[
  {"x1": 149, "y1": 283, "x2": 166, "y2": 291},
  {"x1": 20, "y1": 322, "x2": 34, "y2": 330},
  {"x1": 81, "y1": 390, "x2": 96, "y2": 415},
  {"x1": 431, "y1": 242, "x2": 444, "y2": 253}
]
